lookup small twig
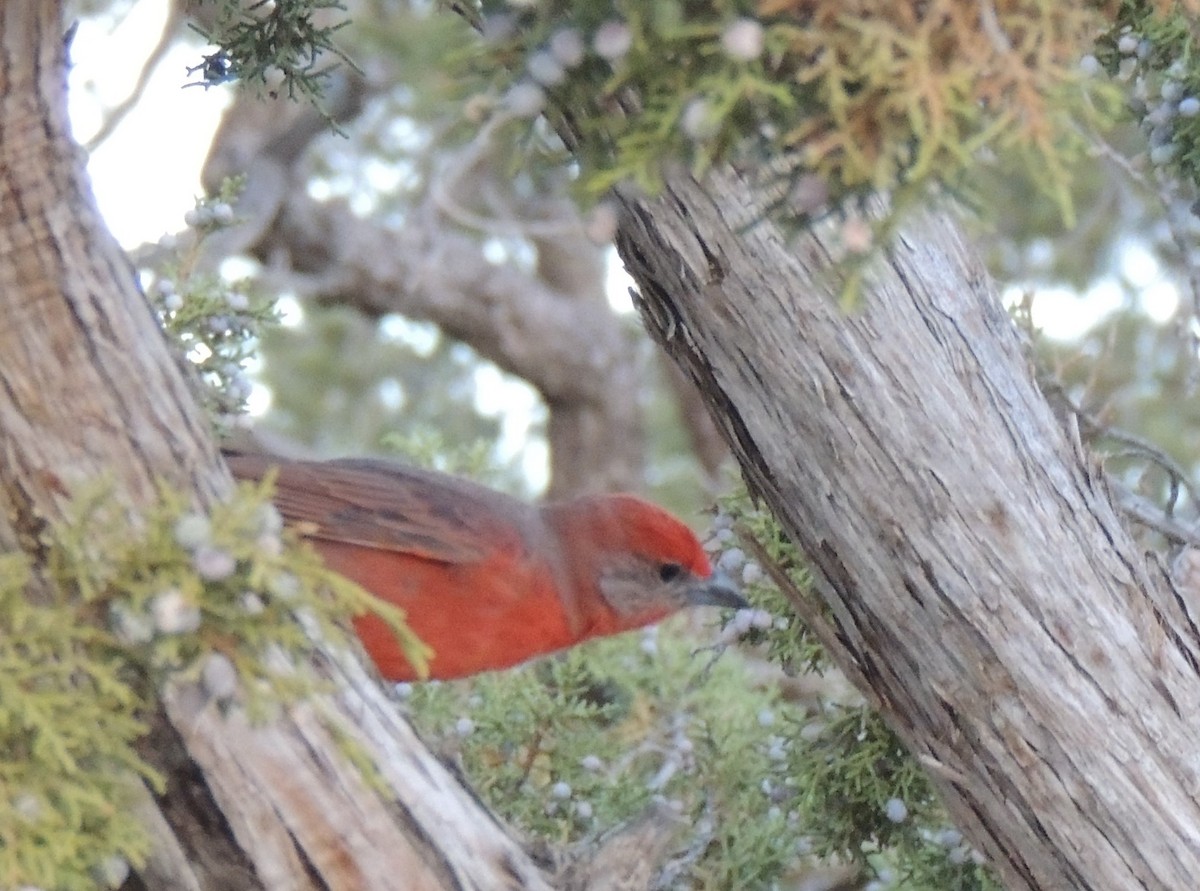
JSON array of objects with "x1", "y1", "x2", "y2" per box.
[
  {"x1": 560, "y1": 799, "x2": 686, "y2": 891},
  {"x1": 84, "y1": 5, "x2": 186, "y2": 152},
  {"x1": 687, "y1": 641, "x2": 730, "y2": 688},
  {"x1": 1042, "y1": 376, "x2": 1200, "y2": 537},
  {"x1": 610, "y1": 738, "x2": 669, "y2": 778},
  {"x1": 515, "y1": 725, "x2": 546, "y2": 789},
  {"x1": 917, "y1": 753, "x2": 971, "y2": 787},
  {"x1": 429, "y1": 112, "x2": 590, "y2": 240},
  {"x1": 651, "y1": 796, "x2": 715, "y2": 889},
  {"x1": 1088, "y1": 125, "x2": 1200, "y2": 388},
  {"x1": 734, "y1": 525, "x2": 876, "y2": 699},
  {"x1": 1077, "y1": 418, "x2": 1199, "y2": 515},
  {"x1": 1087, "y1": 126, "x2": 1152, "y2": 190},
  {"x1": 1112, "y1": 487, "x2": 1200, "y2": 547},
  {"x1": 1107, "y1": 449, "x2": 1183, "y2": 516},
  {"x1": 978, "y1": 0, "x2": 1014, "y2": 54}
]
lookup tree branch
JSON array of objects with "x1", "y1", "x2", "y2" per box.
[
  {"x1": 613, "y1": 168, "x2": 1200, "y2": 889},
  {"x1": 82, "y1": 1, "x2": 186, "y2": 152},
  {"x1": 194, "y1": 80, "x2": 648, "y2": 494}
]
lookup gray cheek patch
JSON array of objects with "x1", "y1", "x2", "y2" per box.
[{"x1": 597, "y1": 560, "x2": 683, "y2": 617}]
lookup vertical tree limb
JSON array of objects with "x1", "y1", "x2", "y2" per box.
[{"x1": 614, "y1": 170, "x2": 1200, "y2": 889}]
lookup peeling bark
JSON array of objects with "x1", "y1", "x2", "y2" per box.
[{"x1": 614, "y1": 171, "x2": 1200, "y2": 888}]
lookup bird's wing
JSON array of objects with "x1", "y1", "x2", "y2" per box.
[{"x1": 224, "y1": 451, "x2": 532, "y2": 565}]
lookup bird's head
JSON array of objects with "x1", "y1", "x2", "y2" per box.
[{"x1": 547, "y1": 494, "x2": 747, "y2": 628}]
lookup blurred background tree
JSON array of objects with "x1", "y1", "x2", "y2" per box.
[{"x1": 78, "y1": 0, "x2": 1200, "y2": 514}]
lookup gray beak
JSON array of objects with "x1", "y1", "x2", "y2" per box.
[{"x1": 686, "y1": 570, "x2": 749, "y2": 610}]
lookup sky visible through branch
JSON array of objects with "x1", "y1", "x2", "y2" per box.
[{"x1": 68, "y1": 2, "x2": 1180, "y2": 409}]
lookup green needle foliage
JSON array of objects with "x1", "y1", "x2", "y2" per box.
[
  {"x1": 404, "y1": 483, "x2": 998, "y2": 889},
  {"x1": 1095, "y1": 0, "x2": 1200, "y2": 187},
  {"x1": 147, "y1": 180, "x2": 278, "y2": 431},
  {"x1": 405, "y1": 625, "x2": 802, "y2": 886},
  {"x1": 0, "y1": 474, "x2": 427, "y2": 890},
  {"x1": 0, "y1": 557, "x2": 154, "y2": 891},
  {"x1": 188, "y1": 0, "x2": 357, "y2": 101},
  {"x1": 470, "y1": 0, "x2": 1118, "y2": 228}
]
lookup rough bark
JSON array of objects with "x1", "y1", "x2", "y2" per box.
[
  {"x1": 1, "y1": 6, "x2": 558, "y2": 888},
  {"x1": 659, "y1": 357, "x2": 728, "y2": 486},
  {"x1": 613, "y1": 171, "x2": 1200, "y2": 889}
]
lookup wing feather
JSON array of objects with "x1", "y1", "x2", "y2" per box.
[{"x1": 224, "y1": 451, "x2": 530, "y2": 565}]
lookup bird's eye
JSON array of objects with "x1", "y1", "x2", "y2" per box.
[{"x1": 658, "y1": 562, "x2": 684, "y2": 583}]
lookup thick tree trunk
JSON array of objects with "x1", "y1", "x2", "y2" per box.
[
  {"x1": 614, "y1": 171, "x2": 1200, "y2": 888},
  {"x1": 0, "y1": 6, "x2": 555, "y2": 889}
]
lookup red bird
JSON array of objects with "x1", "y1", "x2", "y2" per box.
[{"x1": 225, "y1": 451, "x2": 745, "y2": 681}]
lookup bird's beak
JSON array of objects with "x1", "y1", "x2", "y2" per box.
[{"x1": 686, "y1": 571, "x2": 749, "y2": 610}]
